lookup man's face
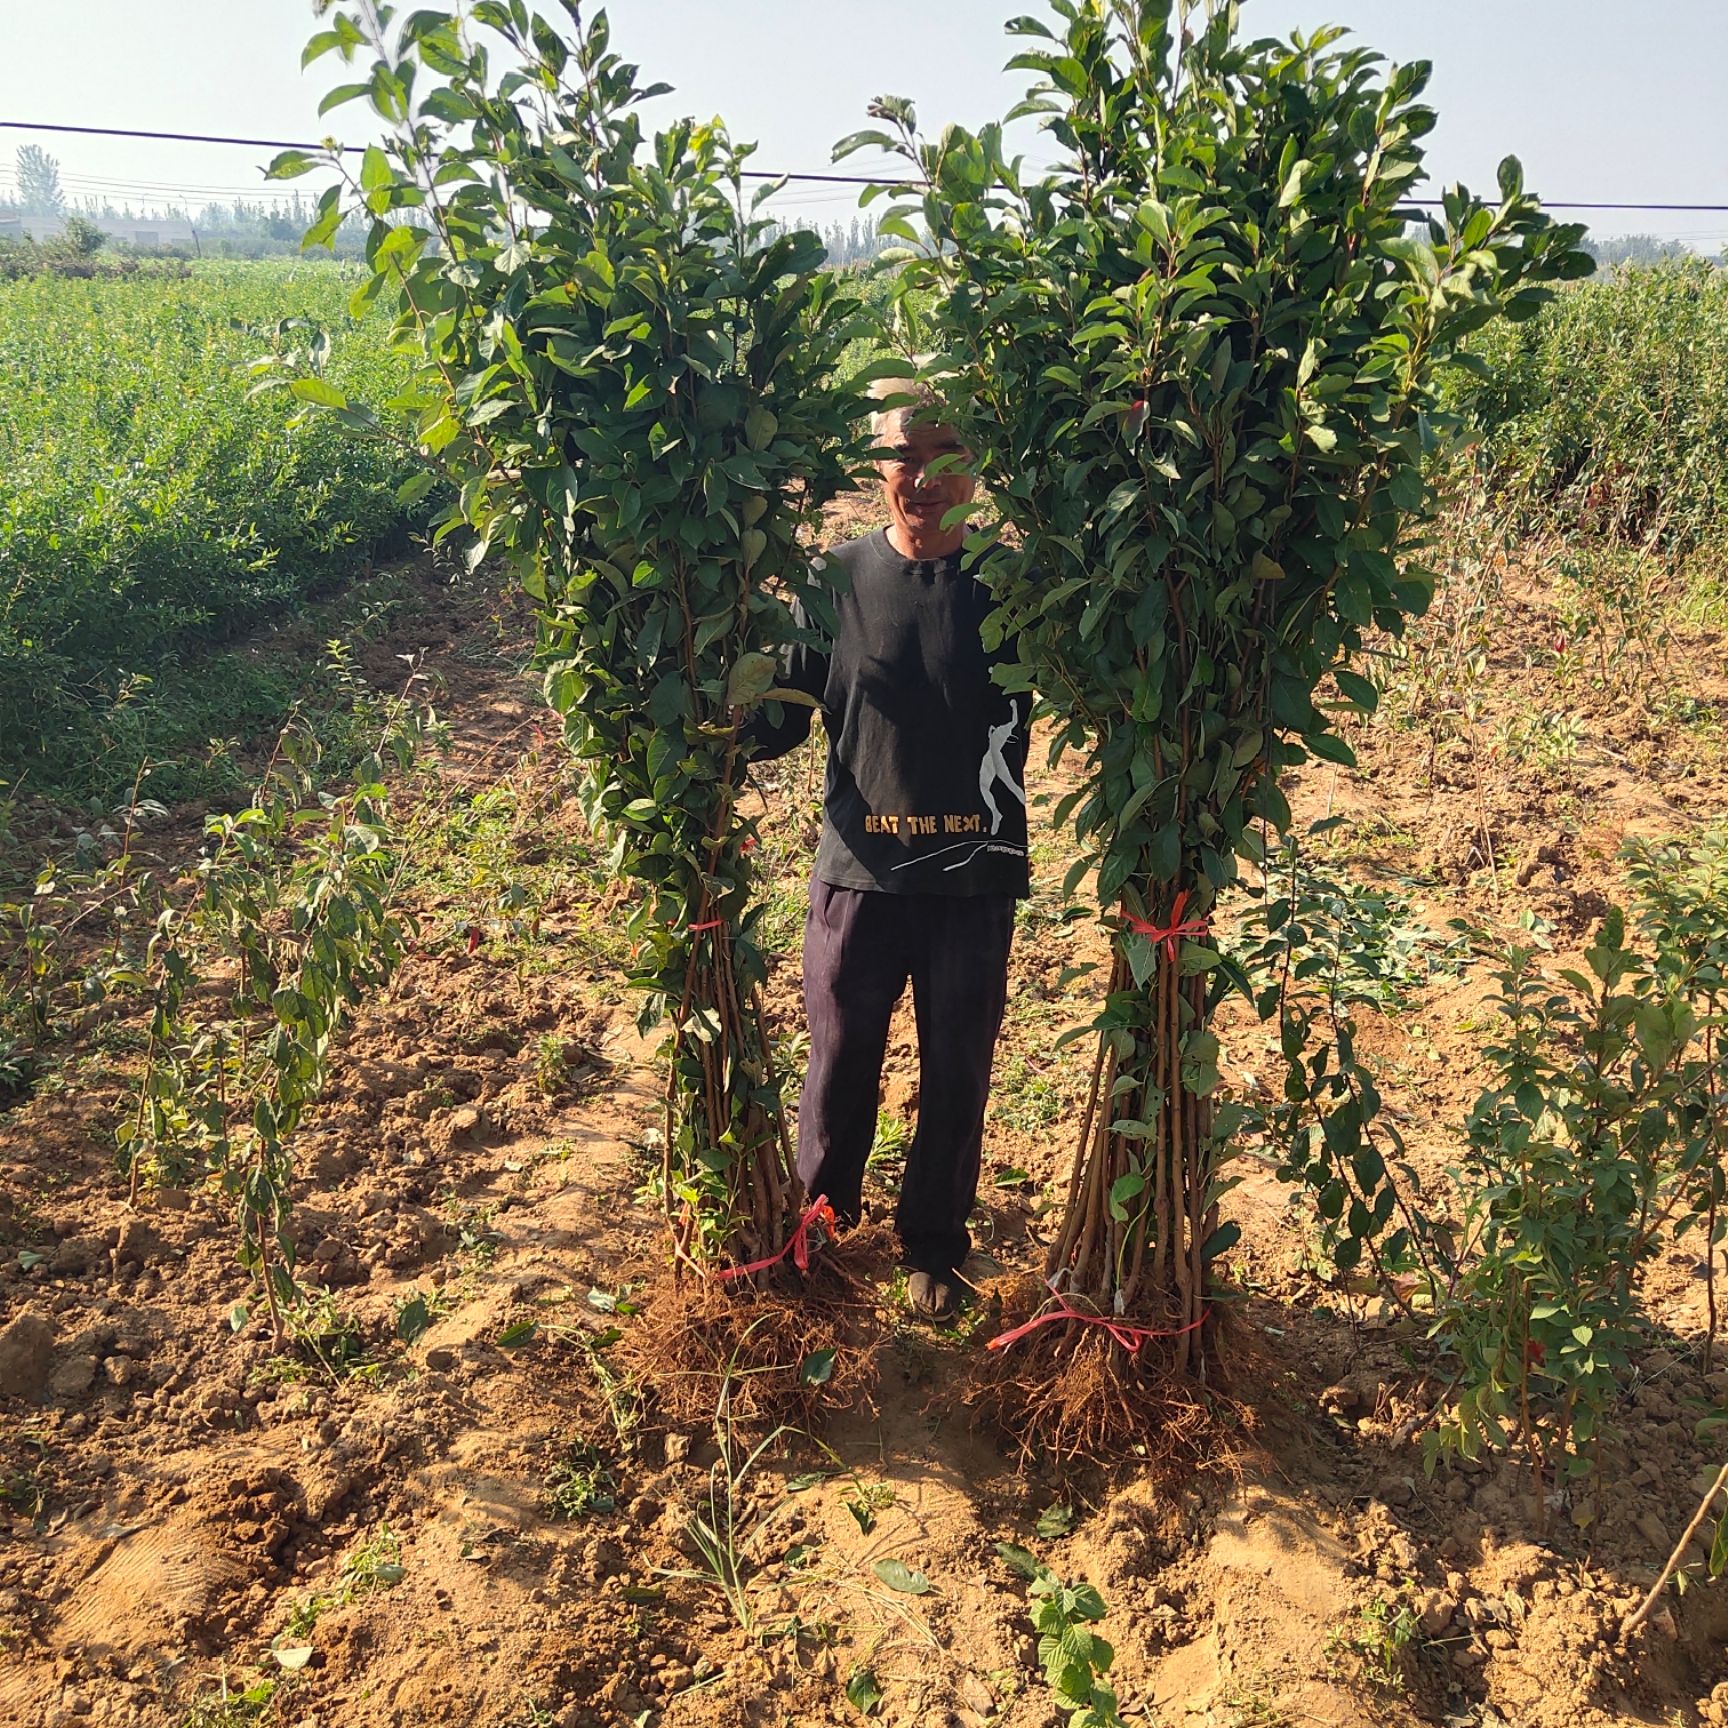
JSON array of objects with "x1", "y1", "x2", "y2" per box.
[{"x1": 877, "y1": 409, "x2": 976, "y2": 548}]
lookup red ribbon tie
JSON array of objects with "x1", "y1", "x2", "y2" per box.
[
  {"x1": 987, "y1": 1282, "x2": 1209, "y2": 1354},
  {"x1": 717, "y1": 1195, "x2": 837, "y2": 1282},
  {"x1": 1121, "y1": 889, "x2": 1210, "y2": 961}
]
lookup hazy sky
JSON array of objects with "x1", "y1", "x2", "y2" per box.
[{"x1": 0, "y1": 1, "x2": 1722, "y2": 247}]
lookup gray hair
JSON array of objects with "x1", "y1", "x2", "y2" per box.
[{"x1": 867, "y1": 366, "x2": 945, "y2": 440}]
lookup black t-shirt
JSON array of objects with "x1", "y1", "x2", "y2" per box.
[{"x1": 746, "y1": 528, "x2": 1030, "y2": 899}]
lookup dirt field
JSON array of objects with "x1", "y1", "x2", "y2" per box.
[{"x1": 4, "y1": 501, "x2": 1728, "y2": 1728}]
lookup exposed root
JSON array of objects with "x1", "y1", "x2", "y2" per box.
[
  {"x1": 962, "y1": 1273, "x2": 1264, "y2": 1475},
  {"x1": 618, "y1": 1223, "x2": 894, "y2": 1435}
]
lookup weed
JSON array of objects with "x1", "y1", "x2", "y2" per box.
[
  {"x1": 178, "y1": 1673, "x2": 277, "y2": 1728},
  {"x1": 443, "y1": 1194, "x2": 502, "y2": 1269},
  {"x1": 1035, "y1": 1501, "x2": 1077, "y2": 1539},
  {"x1": 281, "y1": 1290, "x2": 372, "y2": 1381},
  {"x1": 991, "y1": 1055, "x2": 1067, "y2": 1131},
  {"x1": 1217, "y1": 1682, "x2": 1296, "y2": 1727},
  {"x1": 285, "y1": 1523, "x2": 405, "y2": 1637},
  {"x1": 0, "y1": 1427, "x2": 50, "y2": 1522},
  {"x1": 869, "y1": 1110, "x2": 910, "y2": 1164},
  {"x1": 659, "y1": 1381, "x2": 793, "y2": 1632},
  {"x1": 534, "y1": 1033, "x2": 576, "y2": 1096},
  {"x1": 993, "y1": 1542, "x2": 1125, "y2": 1727},
  {"x1": 1492, "y1": 707, "x2": 1583, "y2": 775},
  {"x1": 1326, "y1": 1595, "x2": 1418, "y2": 1694},
  {"x1": 546, "y1": 1441, "x2": 617, "y2": 1519},
  {"x1": 1027, "y1": 1570, "x2": 1126, "y2": 1728}
]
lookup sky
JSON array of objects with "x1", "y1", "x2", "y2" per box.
[{"x1": 0, "y1": 1, "x2": 1723, "y2": 248}]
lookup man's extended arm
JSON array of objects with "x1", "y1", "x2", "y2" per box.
[{"x1": 738, "y1": 605, "x2": 829, "y2": 763}]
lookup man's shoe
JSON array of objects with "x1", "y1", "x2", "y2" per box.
[{"x1": 907, "y1": 1269, "x2": 959, "y2": 1322}]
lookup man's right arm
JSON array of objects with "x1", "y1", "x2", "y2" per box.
[{"x1": 738, "y1": 619, "x2": 829, "y2": 762}]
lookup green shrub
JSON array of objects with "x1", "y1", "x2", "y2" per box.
[{"x1": 1452, "y1": 260, "x2": 1728, "y2": 549}]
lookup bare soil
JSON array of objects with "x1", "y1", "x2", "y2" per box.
[{"x1": 4, "y1": 518, "x2": 1728, "y2": 1728}]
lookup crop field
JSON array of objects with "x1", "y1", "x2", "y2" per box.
[
  {"x1": 0, "y1": 250, "x2": 1726, "y2": 1728},
  {"x1": 0, "y1": 260, "x2": 418, "y2": 802}
]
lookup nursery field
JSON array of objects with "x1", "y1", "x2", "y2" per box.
[
  {"x1": 3, "y1": 14, "x2": 1728, "y2": 1705},
  {"x1": 0, "y1": 260, "x2": 418, "y2": 803},
  {"x1": 3, "y1": 438, "x2": 1728, "y2": 1728}
]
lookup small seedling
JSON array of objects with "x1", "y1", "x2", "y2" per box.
[
  {"x1": 869, "y1": 1110, "x2": 910, "y2": 1165},
  {"x1": 658, "y1": 1382, "x2": 791, "y2": 1632},
  {"x1": 1036, "y1": 1502, "x2": 1076, "y2": 1539},
  {"x1": 842, "y1": 1480, "x2": 896, "y2": 1535},
  {"x1": 285, "y1": 1522, "x2": 405, "y2": 1637},
  {"x1": 996, "y1": 1543, "x2": 1126, "y2": 1728},
  {"x1": 283, "y1": 1290, "x2": 372, "y2": 1381},
  {"x1": 179, "y1": 1673, "x2": 277, "y2": 1728},
  {"x1": 546, "y1": 1441, "x2": 617, "y2": 1519}
]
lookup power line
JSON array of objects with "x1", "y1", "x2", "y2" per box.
[
  {"x1": 0, "y1": 118, "x2": 920, "y2": 189},
  {"x1": 3, "y1": 118, "x2": 1726, "y2": 214}
]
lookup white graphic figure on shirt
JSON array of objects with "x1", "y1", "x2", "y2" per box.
[{"x1": 979, "y1": 700, "x2": 1026, "y2": 835}]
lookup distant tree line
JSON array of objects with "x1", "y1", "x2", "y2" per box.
[
  {"x1": 9, "y1": 144, "x2": 1710, "y2": 278},
  {"x1": 1583, "y1": 233, "x2": 1711, "y2": 271},
  {"x1": 761, "y1": 216, "x2": 898, "y2": 267}
]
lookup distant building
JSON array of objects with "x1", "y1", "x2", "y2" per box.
[{"x1": 10, "y1": 213, "x2": 198, "y2": 250}]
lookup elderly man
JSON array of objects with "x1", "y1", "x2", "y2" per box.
[{"x1": 746, "y1": 378, "x2": 1029, "y2": 1320}]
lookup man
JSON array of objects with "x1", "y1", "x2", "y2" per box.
[{"x1": 745, "y1": 377, "x2": 1029, "y2": 1320}]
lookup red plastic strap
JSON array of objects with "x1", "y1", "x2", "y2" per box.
[
  {"x1": 1121, "y1": 888, "x2": 1210, "y2": 961},
  {"x1": 716, "y1": 1195, "x2": 837, "y2": 1282},
  {"x1": 686, "y1": 918, "x2": 724, "y2": 934},
  {"x1": 986, "y1": 1285, "x2": 1210, "y2": 1354}
]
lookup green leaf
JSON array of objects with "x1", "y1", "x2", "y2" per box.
[
  {"x1": 845, "y1": 1666, "x2": 884, "y2": 1716},
  {"x1": 725, "y1": 651, "x2": 779, "y2": 708},
  {"x1": 396, "y1": 1294, "x2": 432, "y2": 1343},
  {"x1": 1107, "y1": 1171, "x2": 1146, "y2": 1222},
  {"x1": 1304, "y1": 731, "x2": 1357, "y2": 768},
  {"x1": 1036, "y1": 1503, "x2": 1076, "y2": 1539},
  {"x1": 290, "y1": 377, "x2": 348, "y2": 409},
  {"x1": 1332, "y1": 668, "x2": 1379, "y2": 712},
  {"x1": 360, "y1": 144, "x2": 393, "y2": 194},
  {"x1": 318, "y1": 81, "x2": 372, "y2": 116},
  {"x1": 995, "y1": 1541, "x2": 1043, "y2": 1580},
  {"x1": 266, "y1": 150, "x2": 319, "y2": 181},
  {"x1": 1200, "y1": 1221, "x2": 1241, "y2": 1261},
  {"x1": 871, "y1": 1558, "x2": 932, "y2": 1595},
  {"x1": 799, "y1": 1346, "x2": 837, "y2": 1385}
]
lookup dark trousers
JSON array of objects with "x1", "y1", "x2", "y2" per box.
[{"x1": 796, "y1": 878, "x2": 1016, "y2": 1276}]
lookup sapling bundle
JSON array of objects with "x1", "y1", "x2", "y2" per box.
[
  {"x1": 846, "y1": 0, "x2": 1589, "y2": 1394},
  {"x1": 281, "y1": 4, "x2": 868, "y2": 1269}
]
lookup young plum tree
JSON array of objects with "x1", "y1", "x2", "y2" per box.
[
  {"x1": 843, "y1": 0, "x2": 1590, "y2": 1380},
  {"x1": 278, "y1": 3, "x2": 873, "y2": 1269}
]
